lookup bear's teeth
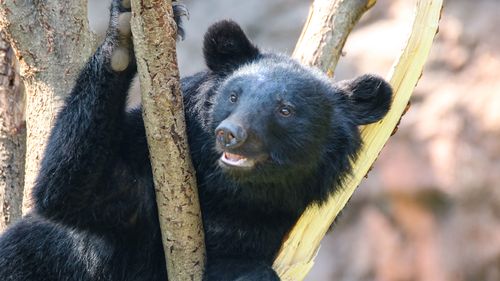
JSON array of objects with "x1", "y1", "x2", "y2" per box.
[
  {"x1": 224, "y1": 152, "x2": 244, "y2": 161},
  {"x1": 221, "y1": 152, "x2": 254, "y2": 168}
]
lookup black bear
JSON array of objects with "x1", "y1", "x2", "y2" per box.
[{"x1": 0, "y1": 1, "x2": 392, "y2": 280}]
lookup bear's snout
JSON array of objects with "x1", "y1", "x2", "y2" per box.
[{"x1": 215, "y1": 120, "x2": 248, "y2": 149}]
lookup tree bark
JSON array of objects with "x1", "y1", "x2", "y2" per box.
[
  {"x1": 0, "y1": 0, "x2": 96, "y2": 213},
  {"x1": 130, "y1": 1, "x2": 205, "y2": 281},
  {"x1": 0, "y1": 33, "x2": 25, "y2": 232},
  {"x1": 273, "y1": 0, "x2": 443, "y2": 280},
  {"x1": 293, "y1": 0, "x2": 376, "y2": 76}
]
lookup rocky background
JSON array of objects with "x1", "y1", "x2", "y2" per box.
[{"x1": 89, "y1": 0, "x2": 500, "y2": 280}]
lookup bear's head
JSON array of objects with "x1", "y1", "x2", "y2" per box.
[{"x1": 202, "y1": 21, "x2": 392, "y2": 207}]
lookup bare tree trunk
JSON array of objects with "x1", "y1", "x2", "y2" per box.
[
  {"x1": 0, "y1": 33, "x2": 25, "y2": 232},
  {"x1": 0, "y1": 1, "x2": 96, "y2": 213},
  {"x1": 130, "y1": 1, "x2": 205, "y2": 281}
]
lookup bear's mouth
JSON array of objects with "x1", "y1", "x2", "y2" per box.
[{"x1": 220, "y1": 152, "x2": 256, "y2": 168}]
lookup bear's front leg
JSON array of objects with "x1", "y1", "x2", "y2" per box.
[
  {"x1": 32, "y1": 0, "x2": 137, "y2": 228},
  {"x1": 204, "y1": 259, "x2": 280, "y2": 281}
]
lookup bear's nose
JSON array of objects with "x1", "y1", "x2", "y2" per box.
[{"x1": 215, "y1": 121, "x2": 247, "y2": 148}]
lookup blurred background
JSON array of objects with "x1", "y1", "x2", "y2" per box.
[{"x1": 91, "y1": 0, "x2": 500, "y2": 280}]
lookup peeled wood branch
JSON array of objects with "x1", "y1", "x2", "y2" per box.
[
  {"x1": 274, "y1": 0, "x2": 443, "y2": 280},
  {"x1": 130, "y1": 1, "x2": 205, "y2": 281},
  {"x1": 0, "y1": 0, "x2": 96, "y2": 213}
]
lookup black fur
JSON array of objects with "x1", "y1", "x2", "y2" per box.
[
  {"x1": 0, "y1": 2, "x2": 392, "y2": 280},
  {"x1": 203, "y1": 20, "x2": 260, "y2": 74}
]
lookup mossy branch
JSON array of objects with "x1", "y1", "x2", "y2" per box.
[
  {"x1": 273, "y1": 0, "x2": 443, "y2": 280},
  {"x1": 130, "y1": 1, "x2": 205, "y2": 281}
]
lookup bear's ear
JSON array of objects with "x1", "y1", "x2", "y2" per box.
[
  {"x1": 203, "y1": 20, "x2": 260, "y2": 74},
  {"x1": 338, "y1": 74, "x2": 393, "y2": 125}
]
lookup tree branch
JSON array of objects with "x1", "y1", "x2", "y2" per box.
[
  {"x1": 130, "y1": 1, "x2": 205, "y2": 280},
  {"x1": 273, "y1": 0, "x2": 443, "y2": 280},
  {"x1": 293, "y1": 0, "x2": 376, "y2": 75}
]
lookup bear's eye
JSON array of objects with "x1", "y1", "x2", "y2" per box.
[
  {"x1": 279, "y1": 106, "x2": 292, "y2": 117},
  {"x1": 229, "y1": 94, "x2": 238, "y2": 103}
]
